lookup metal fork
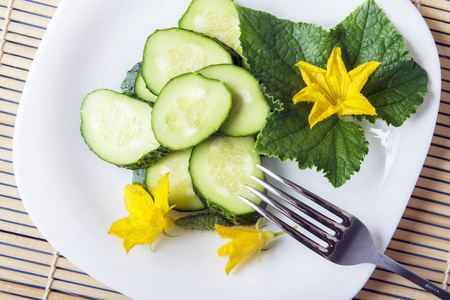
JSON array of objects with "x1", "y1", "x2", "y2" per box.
[{"x1": 239, "y1": 165, "x2": 450, "y2": 300}]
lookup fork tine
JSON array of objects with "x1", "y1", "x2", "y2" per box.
[
  {"x1": 245, "y1": 185, "x2": 338, "y2": 244},
  {"x1": 257, "y1": 165, "x2": 352, "y2": 223},
  {"x1": 250, "y1": 175, "x2": 345, "y2": 232},
  {"x1": 238, "y1": 195, "x2": 328, "y2": 256}
]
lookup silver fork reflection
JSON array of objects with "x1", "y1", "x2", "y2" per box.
[{"x1": 239, "y1": 165, "x2": 450, "y2": 300}]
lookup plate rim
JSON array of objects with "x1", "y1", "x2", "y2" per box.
[{"x1": 12, "y1": 0, "x2": 441, "y2": 299}]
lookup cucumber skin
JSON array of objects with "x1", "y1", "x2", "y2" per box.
[
  {"x1": 210, "y1": 36, "x2": 242, "y2": 66},
  {"x1": 192, "y1": 183, "x2": 261, "y2": 225},
  {"x1": 123, "y1": 146, "x2": 173, "y2": 170},
  {"x1": 175, "y1": 212, "x2": 233, "y2": 231}
]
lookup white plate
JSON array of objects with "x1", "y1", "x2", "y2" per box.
[{"x1": 13, "y1": 0, "x2": 440, "y2": 299}]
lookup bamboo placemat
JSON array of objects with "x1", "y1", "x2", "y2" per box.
[{"x1": 0, "y1": 0, "x2": 449, "y2": 299}]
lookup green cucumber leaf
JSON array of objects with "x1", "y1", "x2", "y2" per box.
[
  {"x1": 235, "y1": 4, "x2": 332, "y2": 108},
  {"x1": 132, "y1": 168, "x2": 146, "y2": 187},
  {"x1": 236, "y1": 0, "x2": 428, "y2": 187},
  {"x1": 330, "y1": 0, "x2": 428, "y2": 126},
  {"x1": 255, "y1": 103, "x2": 368, "y2": 187},
  {"x1": 121, "y1": 62, "x2": 141, "y2": 96},
  {"x1": 362, "y1": 60, "x2": 428, "y2": 126}
]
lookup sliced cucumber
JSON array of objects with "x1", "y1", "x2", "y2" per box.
[
  {"x1": 121, "y1": 62, "x2": 157, "y2": 103},
  {"x1": 135, "y1": 72, "x2": 157, "y2": 103},
  {"x1": 151, "y1": 72, "x2": 232, "y2": 150},
  {"x1": 189, "y1": 135, "x2": 264, "y2": 225},
  {"x1": 179, "y1": 0, "x2": 242, "y2": 56},
  {"x1": 80, "y1": 89, "x2": 171, "y2": 169},
  {"x1": 145, "y1": 148, "x2": 205, "y2": 212},
  {"x1": 142, "y1": 27, "x2": 234, "y2": 95},
  {"x1": 198, "y1": 64, "x2": 270, "y2": 136}
]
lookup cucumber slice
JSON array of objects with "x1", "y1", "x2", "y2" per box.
[
  {"x1": 189, "y1": 135, "x2": 264, "y2": 225},
  {"x1": 142, "y1": 27, "x2": 234, "y2": 95},
  {"x1": 80, "y1": 89, "x2": 171, "y2": 169},
  {"x1": 145, "y1": 148, "x2": 204, "y2": 212},
  {"x1": 198, "y1": 64, "x2": 270, "y2": 136},
  {"x1": 121, "y1": 62, "x2": 157, "y2": 103},
  {"x1": 151, "y1": 72, "x2": 232, "y2": 150},
  {"x1": 179, "y1": 0, "x2": 242, "y2": 56},
  {"x1": 135, "y1": 72, "x2": 157, "y2": 103}
]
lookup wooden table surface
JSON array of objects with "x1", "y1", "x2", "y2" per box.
[{"x1": 0, "y1": 0, "x2": 449, "y2": 299}]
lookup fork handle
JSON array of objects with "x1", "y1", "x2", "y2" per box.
[{"x1": 375, "y1": 252, "x2": 450, "y2": 299}]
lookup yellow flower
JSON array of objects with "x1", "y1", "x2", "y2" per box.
[
  {"x1": 108, "y1": 174, "x2": 174, "y2": 253},
  {"x1": 293, "y1": 47, "x2": 380, "y2": 127},
  {"x1": 215, "y1": 222, "x2": 275, "y2": 275}
]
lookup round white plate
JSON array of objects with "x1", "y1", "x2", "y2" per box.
[{"x1": 13, "y1": 0, "x2": 440, "y2": 299}]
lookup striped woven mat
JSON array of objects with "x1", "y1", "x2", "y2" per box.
[{"x1": 0, "y1": 0, "x2": 449, "y2": 299}]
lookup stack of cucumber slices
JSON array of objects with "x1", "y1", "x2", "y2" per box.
[{"x1": 80, "y1": 0, "x2": 270, "y2": 225}]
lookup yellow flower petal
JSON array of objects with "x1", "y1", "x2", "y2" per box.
[
  {"x1": 293, "y1": 47, "x2": 380, "y2": 127},
  {"x1": 108, "y1": 217, "x2": 130, "y2": 239},
  {"x1": 163, "y1": 215, "x2": 175, "y2": 231},
  {"x1": 337, "y1": 92, "x2": 376, "y2": 116},
  {"x1": 109, "y1": 216, "x2": 161, "y2": 253},
  {"x1": 109, "y1": 174, "x2": 173, "y2": 253},
  {"x1": 308, "y1": 99, "x2": 340, "y2": 127},
  {"x1": 222, "y1": 241, "x2": 262, "y2": 275},
  {"x1": 295, "y1": 61, "x2": 326, "y2": 87},
  {"x1": 348, "y1": 61, "x2": 381, "y2": 93},
  {"x1": 215, "y1": 224, "x2": 274, "y2": 275},
  {"x1": 326, "y1": 47, "x2": 347, "y2": 77},
  {"x1": 217, "y1": 242, "x2": 231, "y2": 257},
  {"x1": 216, "y1": 224, "x2": 261, "y2": 241},
  {"x1": 124, "y1": 184, "x2": 155, "y2": 220},
  {"x1": 325, "y1": 48, "x2": 351, "y2": 102},
  {"x1": 151, "y1": 173, "x2": 170, "y2": 215},
  {"x1": 292, "y1": 85, "x2": 327, "y2": 104},
  {"x1": 122, "y1": 219, "x2": 161, "y2": 253}
]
